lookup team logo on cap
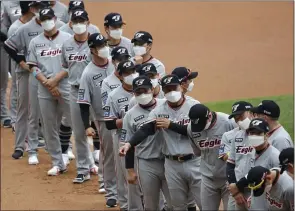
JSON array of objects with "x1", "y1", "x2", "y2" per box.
[
  {"x1": 232, "y1": 104, "x2": 239, "y2": 112},
  {"x1": 142, "y1": 65, "x2": 152, "y2": 72},
  {"x1": 163, "y1": 76, "x2": 173, "y2": 84},
  {"x1": 96, "y1": 34, "x2": 104, "y2": 40},
  {"x1": 117, "y1": 48, "x2": 126, "y2": 54},
  {"x1": 135, "y1": 79, "x2": 145, "y2": 86},
  {"x1": 72, "y1": 1, "x2": 82, "y2": 6},
  {"x1": 123, "y1": 61, "x2": 132, "y2": 68},
  {"x1": 251, "y1": 120, "x2": 262, "y2": 126},
  {"x1": 135, "y1": 32, "x2": 144, "y2": 38},
  {"x1": 112, "y1": 15, "x2": 121, "y2": 21},
  {"x1": 74, "y1": 10, "x2": 84, "y2": 16},
  {"x1": 192, "y1": 118, "x2": 199, "y2": 124},
  {"x1": 41, "y1": 9, "x2": 50, "y2": 15}
]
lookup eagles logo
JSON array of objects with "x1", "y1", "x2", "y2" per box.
[
  {"x1": 135, "y1": 79, "x2": 145, "y2": 86},
  {"x1": 112, "y1": 15, "x2": 121, "y2": 21},
  {"x1": 123, "y1": 61, "x2": 132, "y2": 68},
  {"x1": 41, "y1": 9, "x2": 50, "y2": 15},
  {"x1": 163, "y1": 76, "x2": 172, "y2": 84},
  {"x1": 74, "y1": 10, "x2": 84, "y2": 16},
  {"x1": 96, "y1": 34, "x2": 104, "y2": 40},
  {"x1": 142, "y1": 65, "x2": 152, "y2": 72},
  {"x1": 232, "y1": 104, "x2": 239, "y2": 112},
  {"x1": 135, "y1": 32, "x2": 144, "y2": 38}
]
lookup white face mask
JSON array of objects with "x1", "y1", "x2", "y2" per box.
[
  {"x1": 187, "y1": 81, "x2": 194, "y2": 92},
  {"x1": 97, "y1": 47, "x2": 110, "y2": 58},
  {"x1": 72, "y1": 23, "x2": 87, "y2": 35},
  {"x1": 135, "y1": 93, "x2": 153, "y2": 105},
  {"x1": 123, "y1": 73, "x2": 139, "y2": 85},
  {"x1": 133, "y1": 46, "x2": 146, "y2": 56},
  {"x1": 237, "y1": 117, "x2": 251, "y2": 130},
  {"x1": 165, "y1": 91, "x2": 182, "y2": 103},
  {"x1": 151, "y1": 78, "x2": 159, "y2": 88},
  {"x1": 41, "y1": 19, "x2": 55, "y2": 31},
  {"x1": 264, "y1": 184, "x2": 272, "y2": 193},
  {"x1": 109, "y1": 29, "x2": 123, "y2": 39},
  {"x1": 204, "y1": 120, "x2": 211, "y2": 130},
  {"x1": 248, "y1": 135, "x2": 265, "y2": 147}
]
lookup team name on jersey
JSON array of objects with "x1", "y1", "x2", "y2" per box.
[
  {"x1": 235, "y1": 146, "x2": 253, "y2": 154},
  {"x1": 199, "y1": 139, "x2": 221, "y2": 148},
  {"x1": 40, "y1": 48, "x2": 62, "y2": 57},
  {"x1": 110, "y1": 84, "x2": 120, "y2": 90},
  {"x1": 28, "y1": 32, "x2": 39, "y2": 36},
  {"x1": 266, "y1": 192, "x2": 283, "y2": 209},
  {"x1": 93, "y1": 73, "x2": 102, "y2": 80},
  {"x1": 118, "y1": 97, "x2": 128, "y2": 103},
  {"x1": 69, "y1": 54, "x2": 87, "y2": 62},
  {"x1": 36, "y1": 43, "x2": 46, "y2": 48},
  {"x1": 235, "y1": 138, "x2": 243, "y2": 142},
  {"x1": 134, "y1": 115, "x2": 145, "y2": 122}
]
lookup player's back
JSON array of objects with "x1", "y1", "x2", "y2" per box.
[{"x1": 268, "y1": 126, "x2": 293, "y2": 151}]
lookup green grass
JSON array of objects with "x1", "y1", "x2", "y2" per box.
[{"x1": 205, "y1": 95, "x2": 294, "y2": 139}]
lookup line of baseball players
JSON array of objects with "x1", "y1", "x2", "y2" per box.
[{"x1": 1, "y1": 1, "x2": 294, "y2": 211}]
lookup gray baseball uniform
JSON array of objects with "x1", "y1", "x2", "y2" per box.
[
  {"x1": 219, "y1": 127, "x2": 240, "y2": 159},
  {"x1": 122, "y1": 99, "x2": 172, "y2": 211},
  {"x1": 147, "y1": 96, "x2": 202, "y2": 211},
  {"x1": 1, "y1": 1, "x2": 21, "y2": 28},
  {"x1": 51, "y1": 1, "x2": 69, "y2": 23},
  {"x1": 130, "y1": 57, "x2": 166, "y2": 78},
  {"x1": 187, "y1": 112, "x2": 236, "y2": 211},
  {"x1": 59, "y1": 23, "x2": 100, "y2": 35},
  {"x1": 267, "y1": 126, "x2": 293, "y2": 152},
  {"x1": 27, "y1": 30, "x2": 72, "y2": 170},
  {"x1": 104, "y1": 85, "x2": 135, "y2": 210},
  {"x1": 5, "y1": 17, "x2": 65, "y2": 153},
  {"x1": 109, "y1": 36, "x2": 134, "y2": 57}
]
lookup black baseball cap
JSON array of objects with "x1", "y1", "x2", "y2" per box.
[
  {"x1": 131, "y1": 31, "x2": 153, "y2": 45},
  {"x1": 229, "y1": 101, "x2": 253, "y2": 119},
  {"x1": 247, "y1": 118, "x2": 270, "y2": 133},
  {"x1": 137, "y1": 63, "x2": 157, "y2": 76},
  {"x1": 104, "y1": 13, "x2": 126, "y2": 27},
  {"x1": 111, "y1": 46, "x2": 130, "y2": 61},
  {"x1": 29, "y1": 1, "x2": 50, "y2": 7},
  {"x1": 117, "y1": 60, "x2": 136, "y2": 75},
  {"x1": 171, "y1": 67, "x2": 198, "y2": 83},
  {"x1": 69, "y1": 1, "x2": 85, "y2": 12},
  {"x1": 88, "y1": 33, "x2": 107, "y2": 48},
  {"x1": 250, "y1": 100, "x2": 280, "y2": 119},
  {"x1": 133, "y1": 76, "x2": 153, "y2": 92},
  {"x1": 71, "y1": 9, "x2": 89, "y2": 21},
  {"x1": 39, "y1": 7, "x2": 55, "y2": 21},
  {"x1": 189, "y1": 104, "x2": 210, "y2": 132},
  {"x1": 161, "y1": 74, "x2": 180, "y2": 88},
  {"x1": 247, "y1": 166, "x2": 270, "y2": 197},
  {"x1": 279, "y1": 147, "x2": 294, "y2": 174},
  {"x1": 20, "y1": 1, "x2": 31, "y2": 14}
]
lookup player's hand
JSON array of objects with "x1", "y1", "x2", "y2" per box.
[
  {"x1": 49, "y1": 86, "x2": 61, "y2": 97},
  {"x1": 127, "y1": 169, "x2": 138, "y2": 184},
  {"x1": 119, "y1": 143, "x2": 131, "y2": 156},
  {"x1": 156, "y1": 118, "x2": 171, "y2": 129},
  {"x1": 134, "y1": 55, "x2": 143, "y2": 65},
  {"x1": 43, "y1": 77, "x2": 58, "y2": 90},
  {"x1": 233, "y1": 192, "x2": 247, "y2": 205},
  {"x1": 19, "y1": 61, "x2": 30, "y2": 72},
  {"x1": 86, "y1": 127, "x2": 96, "y2": 137}
]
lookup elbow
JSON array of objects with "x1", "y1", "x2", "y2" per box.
[{"x1": 105, "y1": 119, "x2": 118, "y2": 130}]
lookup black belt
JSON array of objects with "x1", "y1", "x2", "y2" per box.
[
  {"x1": 72, "y1": 85, "x2": 79, "y2": 89},
  {"x1": 165, "y1": 154, "x2": 195, "y2": 162}
]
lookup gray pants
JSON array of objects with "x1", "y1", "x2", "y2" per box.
[
  {"x1": 112, "y1": 133, "x2": 128, "y2": 209},
  {"x1": 39, "y1": 84, "x2": 71, "y2": 169},
  {"x1": 137, "y1": 158, "x2": 172, "y2": 211},
  {"x1": 70, "y1": 87, "x2": 93, "y2": 174},
  {"x1": 9, "y1": 61, "x2": 17, "y2": 125},
  {"x1": 14, "y1": 72, "x2": 29, "y2": 151},
  {"x1": 95, "y1": 121, "x2": 117, "y2": 200},
  {"x1": 228, "y1": 189, "x2": 251, "y2": 211},
  {"x1": 201, "y1": 175, "x2": 229, "y2": 210},
  {"x1": 165, "y1": 157, "x2": 202, "y2": 211},
  {"x1": 0, "y1": 46, "x2": 10, "y2": 123}
]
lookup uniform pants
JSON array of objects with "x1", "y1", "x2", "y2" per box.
[
  {"x1": 0, "y1": 45, "x2": 10, "y2": 123},
  {"x1": 138, "y1": 158, "x2": 172, "y2": 211},
  {"x1": 201, "y1": 175, "x2": 229, "y2": 210},
  {"x1": 9, "y1": 61, "x2": 17, "y2": 125},
  {"x1": 228, "y1": 189, "x2": 251, "y2": 211},
  {"x1": 165, "y1": 157, "x2": 202, "y2": 211}
]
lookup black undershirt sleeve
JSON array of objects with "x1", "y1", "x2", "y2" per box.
[
  {"x1": 236, "y1": 177, "x2": 249, "y2": 193},
  {"x1": 129, "y1": 121, "x2": 156, "y2": 147},
  {"x1": 79, "y1": 104, "x2": 91, "y2": 130},
  {"x1": 125, "y1": 147, "x2": 135, "y2": 169},
  {"x1": 4, "y1": 43, "x2": 25, "y2": 64},
  {"x1": 168, "y1": 122, "x2": 188, "y2": 136},
  {"x1": 105, "y1": 119, "x2": 118, "y2": 130},
  {"x1": 226, "y1": 162, "x2": 237, "y2": 184},
  {"x1": 0, "y1": 31, "x2": 7, "y2": 43}
]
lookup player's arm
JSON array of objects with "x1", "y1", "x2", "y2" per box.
[
  {"x1": 219, "y1": 133, "x2": 230, "y2": 161},
  {"x1": 104, "y1": 96, "x2": 121, "y2": 130},
  {"x1": 156, "y1": 62, "x2": 166, "y2": 78},
  {"x1": 226, "y1": 140, "x2": 237, "y2": 184}
]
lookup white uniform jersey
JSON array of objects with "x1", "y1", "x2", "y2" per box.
[
  {"x1": 100, "y1": 72, "x2": 121, "y2": 106},
  {"x1": 267, "y1": 126, "x2": 293, "y2": 152},
  {"x1": 109, "y1": 36, "x2": 134, "y2": 57},
  {"x1": 59, "y1": 23, "x2": 100, "y2": 35},
  {"x1": 51, "y1": 1, "x2": 69, "y2": 23}
]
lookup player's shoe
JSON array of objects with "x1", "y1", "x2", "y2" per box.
[
  {"x1": 37, "y1": 137, "x2": 46, "y2": 148},
  {"x1": 72, "y1": 173, "x2": 91, "y2": 184},
  {"x1": 12, "y1": 150, "x2": 23, "y2": 159},
  {"x1": 67, "y1": 148, "x2": 75, "y2": 160},
  {"x1": 62, "y1": 154, "x2": 70, "y2": 166},
  {"x1": 90, "y1": 164, "x2": 98, "y2": 175},
  {"x1": 98, "y1": 184, "x2": 106, "y2": 194},
  {"x1": 28, "y1": 155, "x2": 39, "y2": 165},
  {"x1": 106, "y1": 199, "x2": 117, "y2": 208},
  {"x1": 3, "y1": 119, "x2": 12, "y2": 128},
  {"x1": 47, "y1": 166, "x2": 67, "y2": 176},
  {"x1": 93, "y1": 150, "x2": 100, "y2": 164}
]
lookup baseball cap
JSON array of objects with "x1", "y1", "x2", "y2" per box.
[
  {"x1": 111, "y1": 46, "x2": 130, "y2": 61},
  {"x1": 137, "y1": 63, "x2": 157, "y2": 76},
  {"x1": 247, "y1": 118, "x2": 270, "y2": 133},
  {"x1": 117, "y1": 60, "x2": 136, "y2": 75},
  {"x1": 161, "y1": 74, "x2": 180, "y2": 88},
  {"x1": 247, "y1": 166, "x2": 270, "y2": 197},
  {"x1": 104, "y1": 13, "x2": 126, "y2": 27},
  {"x1": 20, "y1": 1, "x2": 31, "y2": 14},
  {"x1": 88, "y1": 33, "x2": 107, "y2": 48},
  {"x1": 279, "y1": 147, "x2": 294, "y2": 174},
  {"x1": 189, "y1": 104, "x2": 210, "y2": 132},
  {"x1": 228, "y1": 101, "x2": 253, "y2": 119},
  {"x1": 171, "y1": 67, "x2": 198, "y2": 82},
  {"x1": 71, "y1": 9, "x2": 89, "y2": 21},
  {"x1": 69, "y1": 1, "x2": 85, "y2": 12},
  {"x1": 132, "y1": 76, "x2": 153, "y2": 92},
  {"x1": 29, "y1": 1, "x2": 50, "y2": 8},
  {"x1": 250, "y1": 100, "x2": 280, "y2": 119},
  {"x1": 131, "y1": 31, "x2": 153, "y2": 45},
  {"x1": 39, "y1": 8, "x2": 55, "y2": 21}
]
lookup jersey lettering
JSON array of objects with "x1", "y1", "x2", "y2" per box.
[
  {"x1": 93, "y1": 73, "x2": 102, "y2": 80},
  {"x1": 40, "y1": 48, "x2": 62, "y2": 57},
  {"x1": 266, "y1": 192, "x2": 283, "y2": 209},
  {"x1": 110, "y1": 84, "x2": 120, "y2": 89},
  {"x1": 36, "y1": 43, "x2": 46, "y2": 48},
  {"x1": 158, "y1": 114, "x2": 169, "y2": 118},
  {"x1": 175, "y1": 118, "x2": 190, "y2": 125},
  {"x1": 120, "y1": 129, "x2": 127, "y2": 141},
  {"x1": 235, "y1": 146, "x2": 253, "y2": 154},
  {"x1": 134, "y1": 115, "x2": 144, "y2": 122},
  {"x1": 68, "y1": 54, "x2": 87, "y2": 62},
  {"x1": 199, "y1": 139, "x2": 221, "y2": 148},
  {"x1": 235, "y1": 138, "x2": 243, "y2": 142},
  {"x1": 28, "y1": 32, "x2": 39, "y2": 36},
  {"x1": 118, "y1": 97, "x2": 128, "y2": 103}
]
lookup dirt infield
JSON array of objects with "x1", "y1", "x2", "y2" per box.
[{"x1": 1, "y1": 1, "x2": 293, "y2": 210}]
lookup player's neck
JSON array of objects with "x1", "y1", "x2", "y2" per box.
[
  {"x1": 122, "y1": 83, "x2": 133, "y2": 92},
  {"x1": 44, "y1": 28, "x2": 58, "y2": 37},
  {"x1": 74, "y1": 32, "x2": 88, "y2": 42},
  {"x1": 108, "y1": 37, "x2": 121, "y2": 46},
  {"x1": 255, "y1": 142, "x2": 269, "y2": 152},
  {"x1": 268, "y1": 121, "x2": 280, "y2": 131},
  {"x1": 167, "y1": 96, "x2": 184, "y2": 108},
  {"x1": 93, "y1": 56, "x2": 108, "y2": 66},
  {"x1": 20, "y1": 13, "x2": 34, "y2": 23},
  {"x1": 153, "y1": 86, "x2": 160, "y2": 97},
  {"x1": 142, "y1": 54, "x2": 152, "y2": 63}
]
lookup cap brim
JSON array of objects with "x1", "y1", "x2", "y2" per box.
[
  {"x1": 161, "y1": 83, "x2": 180, "y2": 88},
  {"x1": 71, "y1": 16, "x2": 88, "y2": 21},
  {"x1": 40, "y1": 15, "x2": 55, "y2": 21},
  {"x1": 247, "y1": 126, "x2": 266, "y2": 133},
  {"x1": 228, "y1": 110, "x2": 244, "y2": 119},
  {"x1": 191, "y1": 119, "x2": 207, "y2": 132},
  {"x1": 109, "y1": 21, "x2": 126, "y2": 27},
  {"x1": 187, "y1": 72, "x2": 198, "y2": 80},
  {"x1": 114, "y1": 54, "x2": 130, "y2": 61},
  {"x1": 253, "y1": 188, "x2": 265, "y2": 197},
  {"x1": 133, "y1": 85, "x2": 152, "y2": 92},
  {"x1": 131, "y1": 38, "x2": 148, "y2": 44},
  {"x1": 250, "y1": 107, "x2": 261, "y2": 114}
]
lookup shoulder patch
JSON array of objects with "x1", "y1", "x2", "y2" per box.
[
  {"x1": 103, "y1": 106, "x2": 110, "y2": 117},
  {"x1": 78, "y1": 89, "x2": 85, "y2": 101},
  {"x1": 134, "y1": 115, "x2": 145, "y2": 122},
  {"x1": 120, "y1": 129, "x2": 127, "y2": 141}
]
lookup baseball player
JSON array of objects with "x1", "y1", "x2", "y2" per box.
[
  {"x1": 48, "y1": 1, "x2": 69, "y2": 23},
  {"x1": 104, "y1": 60, "x2": 141, "y2": 210},
  {"x1": 104, "y1": 12, "x2": 133, "y2": 56},
  {"x1": 227, "y1": 118, "x2": 280, "y2": 210},
  {"x1": 26, "y1": 7, "x2": 72, "y2": 175},
  {"x1": 120, "y1": 74, "x2": 202, "y2": 211},
  {"x1": 171, "y1": 67, "x2": 198, "y2": 94},
  {"x1": 67, "y1": 1, "x2": 85, "y2": 19},
  {"x1": 120, "y1": 75, "x2": 172, "y2": 211},
  {"x1": 131, "y1": 31, "x2": 165, "y2": 78},
  {"x1": 59, "y1": 8, "x2": 99, "y2": 35},
  {"x1": 251, "y1": 100, "x2": 293, "y2": 151}
]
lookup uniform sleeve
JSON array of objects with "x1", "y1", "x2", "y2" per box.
[
  {"x1": 100, "y1": 81, "x2": 110, "y2": 107},
  {"x1": 219, "y1": 133, "x2": 230, "y2": 159},
  {"x1": 156, "y1": 62, "x2": 166, "y2": 78},
  {"x1": 1, "y1": 3, "x2": 10, "y2": 35},
  {"x1": 121, "y1": 113, "x2": 133, "y2": 143},
  {"x1": 227, "y1": 136, "x2": 236, "y2": 164},
  {"x1": 77, "y1": 72, "x2": 92, "y2": 105},
  {"x1": 61, "y1": 44, "x2": 69, "y2": 71},
  {"x1": 272, "y1": 136, "x2": 293, "y2": 152},
  {"x1": 128, "y1": 97, "x2": 137, "y2": 110},
  {"x1": 4, "y1": 27, "x2": 24, "y2": 52},
  {"x1": 92, "y1": 24, "x2": 100, "y2": 33},
  {"x1": 270, "y1": 151, "x2": 280, "y2": 168},
  {"x1": 104, "y1": 94, "x2": 119, "y2": 119},
  {"x1": 26, "y1": 39, "x2": 38, "y2": 67}
]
